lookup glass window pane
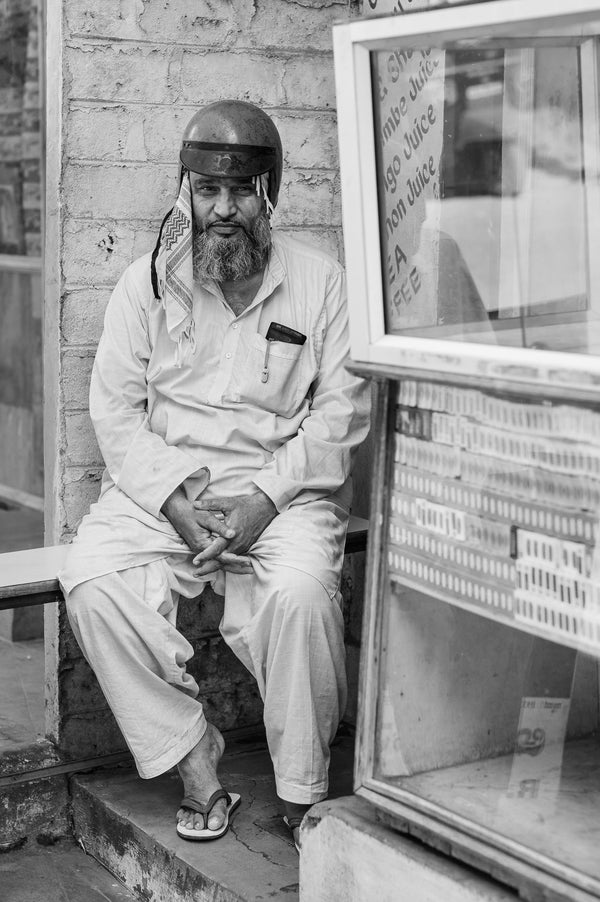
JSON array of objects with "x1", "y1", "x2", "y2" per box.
[{"x1": 371, "y1": 38, "x2": 600, "y2": 353}]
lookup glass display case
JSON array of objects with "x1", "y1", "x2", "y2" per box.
[{"x1": 333, "y1": 3, "x2": 600, "y2": 900}]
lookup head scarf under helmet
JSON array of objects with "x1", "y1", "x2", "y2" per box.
[{"x1": 151, "y1": 101, "x2": 282, "y2": 366}]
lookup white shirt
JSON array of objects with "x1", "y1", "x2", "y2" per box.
[
  {"x1": 91, "y1": 231, "x2": 370, "y2": 516},
  {"x1": 59, "y1": 233, "x2": 371, "y2": 595}
]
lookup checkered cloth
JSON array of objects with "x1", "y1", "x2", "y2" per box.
[
  {"x1": 153, "y1": 171, "x2": 196, "y2": 367},
  {"x1": 151, "y1": 171, "x2": 273, "y2": 367}
]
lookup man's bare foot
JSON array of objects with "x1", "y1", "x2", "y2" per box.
[{"x1": 177, "y1": 722, "x2": 226, "y2": 832}]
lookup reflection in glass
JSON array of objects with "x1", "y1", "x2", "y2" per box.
[{"x1": 372, "y1": 40, "x2": 598, "y2": 352}]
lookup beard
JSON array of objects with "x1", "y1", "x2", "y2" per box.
[{"x1": 193, "y1": 212, "x2": 271, "y2": 282}]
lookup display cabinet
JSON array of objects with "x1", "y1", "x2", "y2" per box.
[{"x1": 333, "y1": 3, "x2": 600, "y2": 900}]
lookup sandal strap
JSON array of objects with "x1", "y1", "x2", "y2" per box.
[{"x1": 180, "y1": 789, "x2": 232, "y2": 829}]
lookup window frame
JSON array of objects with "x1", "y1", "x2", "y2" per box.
[{"x1": 333, "y1": 0, "x2": 600, "y2": 397}]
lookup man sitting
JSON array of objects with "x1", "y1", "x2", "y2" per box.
[{"x1": 59, "y1": 100, "x2": 370, "y2": 851}]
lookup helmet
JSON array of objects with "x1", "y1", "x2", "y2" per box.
[{"x1": 180, "y1": 100, "x2": 283, "y2": 208}]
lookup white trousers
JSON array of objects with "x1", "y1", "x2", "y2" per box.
[{"x1": 65, "y1": 553, "x2": 347, "y2": 804}]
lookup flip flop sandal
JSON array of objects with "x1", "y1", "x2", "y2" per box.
[
  {"x1": 283, "y1": 815, "x2": 303, "y2": 853},
  {"x1": 176, "y1": 789, "x2": 241, "y2": 841}
]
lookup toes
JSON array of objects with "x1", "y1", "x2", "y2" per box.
[
  {"x1": 177, "y1": 798, "x2": 228, "y2": 832},
  {"x1": 178, "y1": 808, "x2": 194, "y2": 828},
  {"x1": 176, "y1": 807, "x2": 192, "y2": 828},
  {"x1": 207, "y1": 799, "x2": 228, "y2": 831},
  {"x1": 176, "y1": 807, "x2": 199, "y2": 830}
]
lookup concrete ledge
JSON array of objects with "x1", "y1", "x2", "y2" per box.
[
  {"x1": 0, "y1": 545, "x2": 68, "y2": 603},
  {"x1": 70, "y1": 740, "x2": 301, "y2": 902},
  {"x1": 300, "y1": 796, "x2": 518, "y2": 902}
]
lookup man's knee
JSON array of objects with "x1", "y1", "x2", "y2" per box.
[
  {"x1": 64, "y1": 574, "x2": 116, "y2": 630},
  {"x1": 274, "y1": 567, "x2": 342, "y2": 627}
]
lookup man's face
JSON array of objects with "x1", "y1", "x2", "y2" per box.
[
  {"x1": 190, "y1": 174, "x2": 265, "y2": 237},
  {"x1": 190, "y1": 173, "x2": 271, "y2": 282}
]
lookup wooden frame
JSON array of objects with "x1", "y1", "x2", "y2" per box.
[
  {"x1": 333, "y1": 0, "x2": 600, "y2": 397},
  {"x1": 581, "y1": 38, "x2": 600, "y2": 318}
]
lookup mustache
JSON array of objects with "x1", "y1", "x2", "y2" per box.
[{"x1": 206, "y1": 220, "x2": 248, "y2": 233}]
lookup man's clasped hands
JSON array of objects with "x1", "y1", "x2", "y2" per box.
[{"x1": 162, "y1": 474, "x2": 277, "y2": 576}]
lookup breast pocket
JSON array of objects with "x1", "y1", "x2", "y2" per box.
[{"x1": 228, "y1": 332, "x2": 306, "y2": 417}]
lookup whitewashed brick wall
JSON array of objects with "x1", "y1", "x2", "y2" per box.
[{"x1": 53, "y1": 0, "x2": 358, "y2": 539}]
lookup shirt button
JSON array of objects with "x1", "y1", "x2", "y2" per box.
[
  {"x1": 232, "y1": 323, "x2": 238, "y2": 329},
  {"x1": 225, "y1": 352, "x2": 232, "y2": 359}
]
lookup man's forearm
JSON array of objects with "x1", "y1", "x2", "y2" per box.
[{"x1": 161, "y1": 485, "x2": 188, "y2": 522}]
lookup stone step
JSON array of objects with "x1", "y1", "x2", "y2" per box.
[{"x1": 70, "y1": 731, "x2": 355, "y2": 902}]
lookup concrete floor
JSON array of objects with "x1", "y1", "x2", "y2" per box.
[{"x1": 0, "y1": 838, "x2": 137, "y2": 902}]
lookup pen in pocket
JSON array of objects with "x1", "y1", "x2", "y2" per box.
[{"x1": 262, "y1": 340, "x2": 271, "y2": 383}]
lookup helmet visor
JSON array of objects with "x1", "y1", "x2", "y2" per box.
[{"x1": 180, "y1": 141, "x2": 277, "y2": 178}]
